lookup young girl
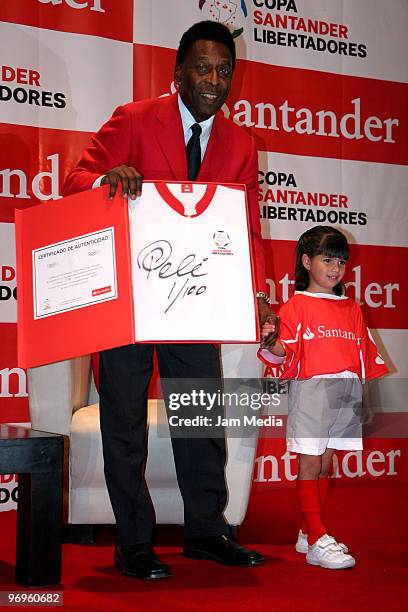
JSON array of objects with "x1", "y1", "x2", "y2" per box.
[{"x1": 259, "y1": 226, "x2": 388, "y2": 570}]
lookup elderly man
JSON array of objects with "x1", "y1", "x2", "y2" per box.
[{"x1": 63, "y1": 20, "x2": 271, "y2": 580}]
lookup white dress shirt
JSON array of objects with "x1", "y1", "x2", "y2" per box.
[{"x1": 177, "y1": 94, "x2": 214, "y2": 161}]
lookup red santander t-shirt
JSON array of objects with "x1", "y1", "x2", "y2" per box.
[{"x1": 259, "y1": 291, "x2": 389, "y2": 381}]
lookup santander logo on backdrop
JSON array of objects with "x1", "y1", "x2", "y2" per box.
[
  {"x1": 37, "y1": 0, "x2": 105, "y2": 12},
  {"x1": 0, "y1": 0, "x2": 134, "y2": 43},
  {"x1": 160, "y1": 83, "x2": 401, "y2": 157},
  {"x1": 266, "y1": 268, "x2": 400, "y2": 312},
  {"x1": 0, "y1": 153, "x2": 61, "y2": 202},
  {"x1": 254, "y1": 448, "x2": 402, "y2": 483}
]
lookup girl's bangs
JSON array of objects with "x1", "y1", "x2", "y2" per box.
[{"x1": 317, "y1": 233, "x2": 349, "y2": 260}]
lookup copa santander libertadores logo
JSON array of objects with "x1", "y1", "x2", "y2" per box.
[{"x1": 199, "y1": 0, "x2": 248, "y2": 38}]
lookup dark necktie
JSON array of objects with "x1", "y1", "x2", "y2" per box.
[{"x1": 186, "y1": 123, "x2": 202, "y2": 180}]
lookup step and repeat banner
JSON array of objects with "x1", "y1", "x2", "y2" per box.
[{"x1": 1, "y1": 1, "x2": 407, "y2": 509}]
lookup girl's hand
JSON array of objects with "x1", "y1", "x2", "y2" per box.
[{"x1": 261, "y1": 321, "x2": 275, "y2": 336}]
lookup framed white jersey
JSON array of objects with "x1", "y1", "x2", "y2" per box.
[
  {"x1": 16, "y1": 182, "x2": 259, "y2": 368},
  {"x1": 129, "y1": 181, "x2": 259, "y2": 343}
]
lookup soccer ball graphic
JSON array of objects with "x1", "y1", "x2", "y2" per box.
[
  {"x1": 198, "y1": 1, "x2": 248, "y2": 38},
  {"x1": 213, "y1": 230, "x2": 230, "y2": 248}
]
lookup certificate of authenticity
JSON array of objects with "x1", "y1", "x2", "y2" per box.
[{"x1": 32, "y1": 228, "x2": 117, "y2": 319}]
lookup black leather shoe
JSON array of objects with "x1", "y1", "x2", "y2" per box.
[
  {"x1": 114, "y1": 544, "x2": 172, "y2": 579},
  {"x1": 183, "y1": 535, "x2": 265, "y2": 566}
]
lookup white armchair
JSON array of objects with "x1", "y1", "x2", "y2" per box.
[{"x1": 27, "y1": 346, "x2": 262, "y2": 528}]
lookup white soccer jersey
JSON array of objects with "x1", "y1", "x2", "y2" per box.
[{"x1": 129, "y1": 181, "x2": 257, "y2": 342}]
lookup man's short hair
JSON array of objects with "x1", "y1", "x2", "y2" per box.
[{"x1": 176, "y1": 20, "x2": 236, "y2": 69}]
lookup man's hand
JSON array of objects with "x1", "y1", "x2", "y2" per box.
[
  {"x1": 257, "y1": 297, "x2": 271, "y2": 327},
  {"x1": 101, "y1": 165, "x2": 143, "y2": 200},
  {"x1": 257, "y1": 297, "x2": 274, "y2": 327},
  {"x1": 257, "y1": 297, "x2": 279, "y2": 347},
  {"x1": 261, "y1": 315, "x2": 279, "y2": 348}
]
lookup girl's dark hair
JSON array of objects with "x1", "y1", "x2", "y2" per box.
[{"x1": 295, "y1": 226, "x2": 349, "y2": 296}]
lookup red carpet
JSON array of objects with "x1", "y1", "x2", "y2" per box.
[{"x1": 1, "y1": 479, "x2": 407, "y2": 611}]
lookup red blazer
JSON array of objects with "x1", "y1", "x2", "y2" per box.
[{"x1": 62, "y1": 93, "x2": 266, "y2": 291}]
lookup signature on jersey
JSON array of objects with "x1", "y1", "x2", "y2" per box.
[{"x1": 137, "y1": 240, "x2": 208, "y2": 313}]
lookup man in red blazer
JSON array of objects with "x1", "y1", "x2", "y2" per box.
[{"x1": 63, "y1": 20, "x2": 272, "y2": 580}]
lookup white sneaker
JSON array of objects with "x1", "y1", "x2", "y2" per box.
[
  {"x1": 306, "y1": 534, "x2": 355, "y2": 569},
  {"x1": 295, "y1": 530, "x2": 349, "y2": 554}
]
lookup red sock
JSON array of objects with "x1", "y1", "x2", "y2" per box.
[
  {"x1": 318, "y1": 476, "x2": 330, "y2": 531},
  {"x1": 319, "y1": 476, "x2": 329, "y2": 507},
  {"x1": 300, "y1": 477, "x2": 330, "y2": 533},
  {"x1": 300, "y1": 517, "x2": 308, "y2": 535},
  {"x1": 296, "y1": 479, "x2": 326, "y2": 545}
]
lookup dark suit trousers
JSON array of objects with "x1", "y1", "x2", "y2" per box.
[{"x1": 99, "y1": 343, "x2": 229, "y2": 545}]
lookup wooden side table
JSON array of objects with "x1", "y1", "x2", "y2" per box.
[{"x1": 0, "y1": 425, "x2": 64, "y2": 586}]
